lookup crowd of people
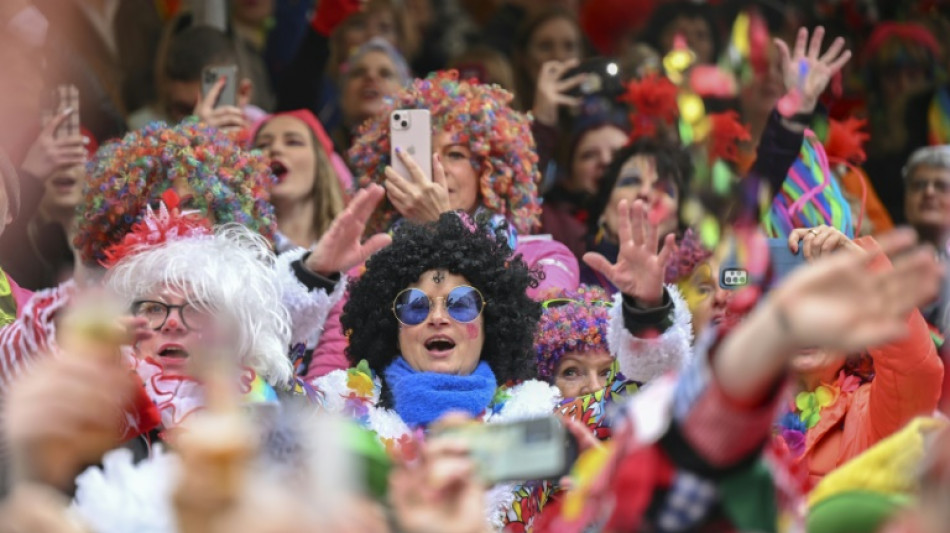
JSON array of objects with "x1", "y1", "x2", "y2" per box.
[{"x1": 0, "y1": 0, "x2": 949, "y2": 532}]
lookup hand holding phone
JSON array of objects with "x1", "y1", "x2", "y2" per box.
[
  {"x1": 433, "y1": 415, "x2": 579, "y2": 484},
  {"x1": 201, "y1": 65, "x2": 238, "y2": 108},
  {"x1": 23, "y1": 85, "x2": 86, "y2": 180},
  {"x1": 720, "y1": 238, "x2": 807, "y2": 290}
]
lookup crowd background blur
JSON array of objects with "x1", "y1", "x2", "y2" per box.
[{"x1": 2, "y1": 1, "x2": 950, "y2": 533}]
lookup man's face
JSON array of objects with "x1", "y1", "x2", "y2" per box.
[
  {"x1": 905, "y1": 164, "x2": 950, "y2": 232},
  {"x1": 163, "y1": 80, "x2": 201, "y2": 123}
]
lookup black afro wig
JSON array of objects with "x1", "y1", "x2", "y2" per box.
[{"x1": 342, "y1": 213, "x2": 542, "y2": 406}]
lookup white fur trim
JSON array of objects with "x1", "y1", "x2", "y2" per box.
[
  {"x1": 72, "y1": 446, "x2": 179, "y2": 533},
  {"x1": 486, "y1": 379, "x2": 562, "y2": 424},
  {"x1": 275, "y1": 248, "x2": 347, "y2": 347},
  {"x1": 608, "y1": 284, "x2": 693, "y2": 384}
]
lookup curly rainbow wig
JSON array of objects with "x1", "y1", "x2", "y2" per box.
[
  {"x1": 75, "y1": 119, "x2": 277, "y2": 264},
  {"x1": 533, "y1": 285, "x2": 612, "y2": 380},
  {"x1": 664, "y1": 229, "x2": 713, "y2": 284},
  {"x1": 348, "y1": 70, "x2": 541, "y2": 235}
]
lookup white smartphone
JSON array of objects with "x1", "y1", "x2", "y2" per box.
[
  {"x1": 435, "y1": 416, "x2": 579, "y2": 484},
  {"x1": 201, "y1": 65, "x2": 239, "y2": 108},
  {"x1": 390, "y1": 109, "x2": 432, "y2": 182}
]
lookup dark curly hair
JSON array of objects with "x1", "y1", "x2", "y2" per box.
[
  {"x1": 342, "y1": 213, "x2": 542, "y2": 407},
  {"x1": 587, "y1": 137, "x2": 693, "y2": 236}
]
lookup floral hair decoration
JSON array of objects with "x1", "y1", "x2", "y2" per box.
[
  {"x1": 534, "y1": 285, "x2": 612, "y2": 379},
  {"x1": 75, "y1": 118, "x2": 277, "y2": 264},
  {"x1": 349, "y1": 70, "x2": 541, "y2": 235}
]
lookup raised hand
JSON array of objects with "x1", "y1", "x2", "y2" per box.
[
  {"x1": 21, "y1": 109, "x2": 87, "y2": 180},
  {"x1": 582, "y1": 199, "x2": 677, "y2": 307},
  {"x1": 389, "y1": 414, "x2": 491, "y2": 533},
  {"x1": 772, "y1": 228, "x2": 940, "y2": 352},
  {"x1": 715, "y1": 228, "x2": 942, "y2": 401},
  {"x1": 788, "y1": 224, "x2": 863, "y2": 261},
  {"x1": 305, "y1": 183, "x2": 393, "y2": 276},
  {"x1": 385, "y1": 151, "x2": 451, "y2": 223},
  {"x1": 193, "y1": 76, "x2": 252, "y2": 133},
  {"x1": 774, "y1": 26, "x2": 852, "y2": 116},
  {"x1": 532, "y1": 59, "x2": 585, "y2": 127}
]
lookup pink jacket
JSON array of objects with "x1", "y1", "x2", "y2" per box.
[{"x1": 304, "y1": 235, "x2": 579, "y2": 380}]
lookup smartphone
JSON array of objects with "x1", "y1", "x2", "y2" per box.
[
  {"x1": 561, "y1": 57, "x2": 624, "y2": 98},
  {"x1": 390, "y1": 109, "x2": 432, "y2": 182},
  {"x1": 41, "y1": 84, "x2": 80, "y2": 139},
  {"x1": 201, "y1": 65, "x2": 239, "y2": 108},
  {"x1": 720, "y1": 238, "x2": 806, "y2": 290},
  {"x1": 435, "y1": 416, "x2": 579, "y2": 485}
]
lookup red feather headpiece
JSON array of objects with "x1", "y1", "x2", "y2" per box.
[
  {"x1": 100, "y1": 189, "x2": 214, "y2": 268},
  {"x1": 620, "y1": 74, "x2": 679, "y2": 142},
  {"x1": 824, "y1": 117, "x2": 869, "y2": 165},
  {"x1": 708, "y1": 111, "x2": 751, "y2": 164}
]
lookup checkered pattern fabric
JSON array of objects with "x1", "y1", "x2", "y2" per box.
[{"x1": 655, "y1": 470, "x2": 719, "y2": 532}]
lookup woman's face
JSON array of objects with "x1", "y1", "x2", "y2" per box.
[
  {"x1": 553, "y1": 350, "x2": 614, "y2": 399},
  {"x1": 342, "y1": 50, "x2": 402, "y2": 128},
  {"x1": 397, "y1": 270, "x2": 485, "y2": 375},
  {"x1": 434, "y1": 130, "x2": 481, "y2": 213},
  {"x1": 132, "y1": 288, "x2": 214, "y2": 376},
  {"x1": 255, "y1": 116, "x2": 318, "y2": 206},
  {"x1": 677, "y1": 258, "x2": 730, "y2": 337},
  {"x1": 660, "y1": 15, "x2": 715, "y2": 65},
  {"x1": 603, "y1": 154, "x2": 679, "y2": 239},
  {"x1": 571, "y1": 125, "x2": 628, "y2": 195},
  {"x1": 365, "y1": 8, "x2": 398, "y2": 46},
  {"x1": 525, "y1": 16, "x2": 582, "y2": 84},
  {"x1": 41, "y1": 163, "x2": 87, "y2": 216}
]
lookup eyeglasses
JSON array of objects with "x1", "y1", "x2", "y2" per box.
[
  {"x1": 131, "y1": 300, "x2": 209, "y2": 331},
  {"x1": 908, "y1": 178, "x2": 950, "y2": 194},
  {"x1": 541, "y1": 298, "x2": 614, "y2": 310},
  {"x1": 392, "y1": 286, "x2": 485, "y2": 326}
]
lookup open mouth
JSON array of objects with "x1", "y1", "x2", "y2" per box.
[
  {"x1": 360, "y1": 86, "x2": 381, "y2": 100},
  {"x1": 270, "y1": 161, "x2": 288, "y2": 181},
  {"x1": 158, "y1": 345, "x2": 189, "y2": 359},
  {"x1": 50, "y1": 176, "x2": 77, "y2": 190},
  {"x1": 424, "y1": 336, "x2": 456, "y2": 355}
]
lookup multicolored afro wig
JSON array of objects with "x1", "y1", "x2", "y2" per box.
[
  {"x1": 349, "y1": 70, "x2": 541, "y2": 235},
  {"x1": 75, "y1": 119, "x2": 277, "y2": 264},
  {"x1": 534, "y1": 285, "x2": 613, "y2": 380},
  {"x1": 664, "y1": 229, "x2": 713, "y2": 285}
]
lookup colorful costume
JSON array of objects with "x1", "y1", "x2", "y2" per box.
[{"x1": 774, "y1": 237, "x2": 943, "y2": 487}]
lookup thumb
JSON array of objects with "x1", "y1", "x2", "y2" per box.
[
  {"x1": 433, "y1": 154, "x2": 447, "y2": 188},
  {"x1": 582, "y1": 252, "x2": 614, "y2": 278},
  {"x1": 360, "y1": 233, "x2": 393, "y2": 260},
  {"x1": 195, "y1": 77, "x2": 225, "y2": 114},
  {"x1": 43, "y1": 108, "x2": 73, "y2": 138}
]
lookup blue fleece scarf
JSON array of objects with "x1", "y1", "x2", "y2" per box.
[{"x1": 383, "y1": 357, "x2": 497, "y2": 428}]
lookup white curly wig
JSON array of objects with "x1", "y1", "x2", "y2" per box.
[{"x1": 105, "y1": 224, "x2": 294, "y2": 386}]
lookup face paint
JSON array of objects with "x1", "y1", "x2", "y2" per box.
[
  {"x1": 433, "y1": 270, "x2": 446, "y2": 284},
  {"x1": 465, "y1": 323, "x2": 480, "y2": 340},
  {"x1": 678, "y1": 263, "x2": 714, "y2": 314}
]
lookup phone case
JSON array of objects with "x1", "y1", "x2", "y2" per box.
[
  {"x1": 201, "y1": 65, "x2": 238, "y2": 108},
  {"x1": 439, "y1": 416, "x2": 575, "y2": 484},
  {"x1": 390, "y1": 109, "x2": 432, "y2": 183}
]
